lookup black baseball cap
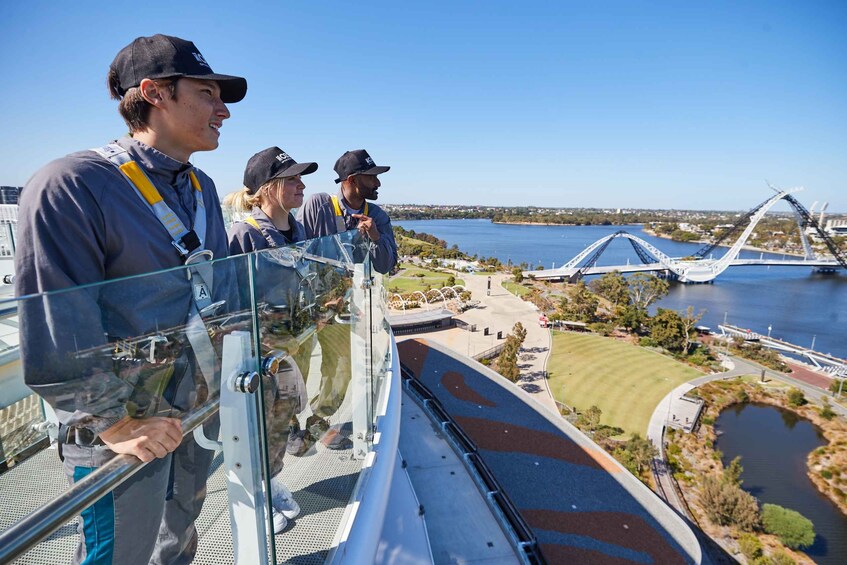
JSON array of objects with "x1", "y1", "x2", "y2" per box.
[
  {"x1": 243, "y1": 147, "x2": 318, "y2": 194},
  {"x1": 333, "y1": 149, "x2": 390, "y2": 183},
  {"x1": 110, "y1": 34, "x2": 247, "y2": 103}
]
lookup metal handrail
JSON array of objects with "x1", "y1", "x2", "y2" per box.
[{"x1": 0, "y1": 397, "x2": 220, "y2": 564}]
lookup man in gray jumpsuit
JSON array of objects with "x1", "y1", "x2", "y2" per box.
[
  {"x1": 296, "y1": 150, "x2": 397, "y2": 440},
  {"x1": 297, "y1": 149, "x2": 397, "y2": 274},
  {"x1": 14, "y1": 34, "x2": 246, "y2": 565}
]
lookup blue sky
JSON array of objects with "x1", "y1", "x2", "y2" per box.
[{"x1": 1, "y1": 1, "x2": 845, "y2": 211}]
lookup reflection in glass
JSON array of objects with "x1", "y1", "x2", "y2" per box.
[{"x1": 0, "y1": 230, "x2": 398, "y2": 564}]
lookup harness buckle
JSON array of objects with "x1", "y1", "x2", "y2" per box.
[{"x1": 184, "y1": 249, "x2": 214, "y2": 280}]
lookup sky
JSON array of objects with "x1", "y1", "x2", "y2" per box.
[{"x1": 1, "y1": 1, "x2": 846, "y2": 212}]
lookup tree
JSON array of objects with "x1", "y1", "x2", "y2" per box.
[
  {"x1": 649, "y1": 308, "x2": 687, "y2": 352},
  {"x1": 723, "y1": 456, "x2": 744, "y2": 487},
  {"x1": 625, "y1": 434, "x2": 657, "y2": 474},
  {"x1": 612, "y1": 434, "x2": 657, "y2": 476},
  {"x1": 512, "y1": 322, "x2": 527, "y2": 344},
  {"x1": 699, "y1": 475, "x2": 761, "y2": 530},
  {"x1": 494, "y1": 322, "x2": 529, "y2": 383},
  {"x1": 589, "y1": 271, "x2": 630, "y2": 307},
  {"x1": 616, "y1": 305, "x2": 647, "y2": 333},
  {"x1": 580, "y1": 405, "x2": 602, "y2": 432},
  {"x1": 679, "y1": 306, "x2": 704, "y2": 355},
  {"x1": 512, "y1": 267, "x2": 523, "y2": 283},
  {"x1": 761, "y1": 504, "x2": 815, "y2": 549},
  {"x1": 558, "y1": 281, "x2": 598, "y2": 322},
  {"x1": 627, "y1": 273, "x2": 669, "y2": 310},
  {"x1": 786, "y1": 388, "x2": 806, "y2": 407}
]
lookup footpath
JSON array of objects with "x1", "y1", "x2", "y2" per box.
[{"x1": 394, "y1": 272, "x2": 558, "y2": 414}]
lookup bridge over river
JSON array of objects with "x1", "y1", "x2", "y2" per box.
[{"x1": 525, "y1": 187, "x2": 847, "y2": 283}]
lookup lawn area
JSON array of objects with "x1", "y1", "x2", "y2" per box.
[
  {"x1": 548, "y1": 332, "x2": 703, "y2": 437},
  {"x1": 501, "y1": 280, "x2": 530, "y2": 297},
  {"x1": 388, "y1": 264, "x2": 465, "y2": 293}
]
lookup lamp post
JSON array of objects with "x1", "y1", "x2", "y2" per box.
[
  {"x1": 811, "y1": 335, "x2": 817, "y2": 351},
  {"x1": 767, "y1": 325, "x2": 772, "y2": 339}
]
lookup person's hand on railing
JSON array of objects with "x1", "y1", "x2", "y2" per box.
[{"x1": 99, "y1": 416, "x2": 183, "y2": 463}]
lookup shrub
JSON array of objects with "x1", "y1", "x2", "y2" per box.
[
  {"x1": 819, "y1": 399, "x2": 835, "y2": 421},
  {"x1": 767, "y1": 549, "x2": 796, "y2": 565},
  {"x1": 821, "y1": 469, "x2": 833, "y2": 480},
  {"x1": 701, "y1": 415, "x2": 715, "y2": 426},
  {"x1": 687, "y1": 350, "x2": 711, "y2": 367},
  {"x1": 588, "y1": 322, "x2": 614, "y2": 336},
  {"x1": 786, "y1": 388, "x2": 806, "y2": 407},
  {"x1": 761, "y1": 504, "x2": 815, "y2": 549},
  {"x1": 737, "y1": 533, "x2": 763, "y2": 562},
  {"x1": 699, "y1": 475, "x2": 760, "y2": 530},
  {"x1": 639, "y1": 336, "x2": 658, "y2": 347}
]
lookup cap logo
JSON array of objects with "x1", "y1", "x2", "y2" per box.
[
  {"x1": 192, "y1": 52, "x2": 210, "y2": 68},
  {"x1": 364, "y1": 157, "x2": 374, "y2": 166},
  {"x1": 275, "y1": 151, "x2": 291, "y2": 163}
]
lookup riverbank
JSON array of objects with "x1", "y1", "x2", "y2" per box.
[
  {"x1": 667, "y1": 378, "x2": 847, "y2": 562},
  {"x1": 492, "y1": 220, "x2": 576, "y2": 226}
]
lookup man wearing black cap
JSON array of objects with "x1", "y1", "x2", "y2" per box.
[
  {"x1": 14, "y1": 34, "x2": 246, "y2": 565},
  {"x1": 298, "y1": 149, "x2": 398, "y2": 274},
  {"x1": 296, "y1": 150, "x2": 397, "y2": 446}
]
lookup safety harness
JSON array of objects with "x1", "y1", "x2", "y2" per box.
[
  {"x1": 92, "y1": 143, "x2": 219, "y2": 392},
  {"x1": 244, "y1": 215, "x2": 280, "y2": 249},
  {"x1": 330, "y1": 194, "x2": 367, "y2": 233}
]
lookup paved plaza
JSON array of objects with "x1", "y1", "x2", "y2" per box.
[{"x1": 394, "y1": 272, "x2": 558, "y2": 414}]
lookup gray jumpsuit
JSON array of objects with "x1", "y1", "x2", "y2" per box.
[{"x1": 15, "y1": 136, "x2": 230, "y2": 565}]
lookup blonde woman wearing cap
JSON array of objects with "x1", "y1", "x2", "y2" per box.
[
  {"x1": 225, "y1": 146, "x2": 317, "y2": 252},
  {"x1": 224, "y1": 147, "x2": 320, "y2": 534}
]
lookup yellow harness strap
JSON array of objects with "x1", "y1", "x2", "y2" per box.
[
  {"x1": 119, "y1": 162, "x2": 163, "y2": 204},
  {"x1": 245, "y1": 216, "x2": 261, "y2": 230},
  {"x1": 331, "y1": 195, "x2": 368, "y2": 217},
  {"x1": 118, "y1": 163, "x2": 202, "y2": 205}
]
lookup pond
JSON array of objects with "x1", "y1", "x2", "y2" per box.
[{"x1": 715, "y1": 403, "x2": 847, "y2": 564}]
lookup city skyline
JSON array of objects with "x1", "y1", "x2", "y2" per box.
[{"x1": 1, "y1": 1, "x2": 846, "y2": 211}]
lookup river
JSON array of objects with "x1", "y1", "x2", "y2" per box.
[
  {"x1": 394, "y1": 219, "x2": 847, "y2": 358},
  {"x1": 715, "y1": 403, "x2": 846, "y2": 563}
]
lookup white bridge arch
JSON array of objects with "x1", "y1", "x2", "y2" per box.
[{"x1": 525, "y1": 188, "x2": 843, "y2": 283}]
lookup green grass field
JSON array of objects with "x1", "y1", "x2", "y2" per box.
[
  {"x1": 388, "y1": 264, "x2": 465, "y2": 293},
  {"x1": 548, "y1": 332, "x2": 702, "y2": 437},
  {"x1": 501, "y1": 280, "x2": 530, "y2": 296}
]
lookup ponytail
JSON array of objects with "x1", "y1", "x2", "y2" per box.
[{"x1": 222, "y1": 187, "x2": 260, "y2": 213}]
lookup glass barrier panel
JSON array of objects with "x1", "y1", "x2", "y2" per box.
[
  {"x1": 0, "y1": 252, "x2": 271, "y2": 565},
  {"x1": 249, "y1": 230, "x2": 374, "y2": 564},
  {"x1": 369, "y1": 271, "x2": 392, "y2": 418},
  {"x1": 0, "y1": 228, "x2": 394, "y2": 565},
  {"x1": 0, "y1": 301, "x2": 49, "y2": 469}
]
